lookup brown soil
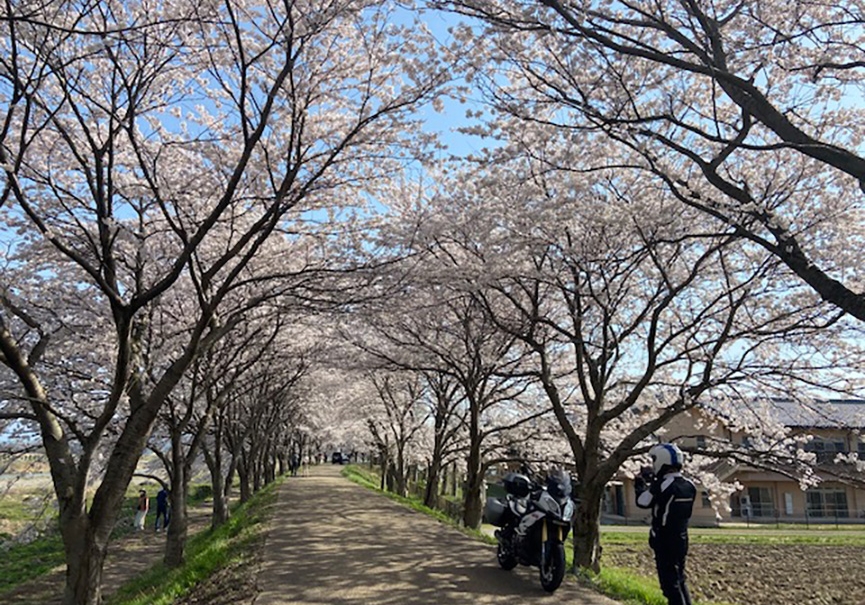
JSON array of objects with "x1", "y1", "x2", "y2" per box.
[
  {"x1": 605, "y1": 542, "x2": 865, "y2": 605},
  {"x1": 173, "y1": 526, "x2": 264, "y2": 605},
  {"x1": 174, "y1": 556, "x2": 259, "y2": 605}
]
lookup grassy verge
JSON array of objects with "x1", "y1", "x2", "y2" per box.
[
  {"x1": 0, "y1": 489, "x2": 64, "y2": 591},
  {"x1": 341, "y1": 465, "x2": 496, "y2": 546},
  {"x1": 0, "y1": 534, "x2": 66, "y2": 593},
  {"x1": 601, "y1": 527, "x2": 865, "y2": 546},
  {"x1": 106, "y1": 478, "x2": 280, "y2": 605},
  {"x1": 577, "y1": 566, "x2": 668, "y2": 605}
]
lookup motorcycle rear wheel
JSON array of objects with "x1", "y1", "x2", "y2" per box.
[
  {"x1": 496, "y1": 541, "x2": 518, "y2": 570},
  {"x1": 539, "y1": 542, "x2": 566, "y2": 592}
]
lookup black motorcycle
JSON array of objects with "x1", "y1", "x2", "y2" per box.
[{"x1": 484, "y1": 468, "x2": 575, "y2": 592}]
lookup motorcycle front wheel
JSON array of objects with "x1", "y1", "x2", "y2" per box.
[
  {"x1": 496, "y1": 541, "x2": 518, "y2": 570},
  {"x1": 539, "y1": 542, "x2": 566, "y2": 592}
]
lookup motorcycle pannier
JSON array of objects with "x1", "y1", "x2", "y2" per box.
[
  {"x1": 503, "y1": 472, "x2": 531, "y2": 498},
  {"x1": 484, "y1": 497, "x2": 507, "y2": 526}
]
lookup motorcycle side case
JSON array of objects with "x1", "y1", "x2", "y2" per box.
[
  {"x1": 484, "y1": 497, "x2": 507, "y2": 526},
  {"x1": 503, "y1": 472, "x2": 531, "y2": 498}
]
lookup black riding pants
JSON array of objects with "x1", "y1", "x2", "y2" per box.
[{"x1": 652, "y1": 535, "x2": 692, "y2": 605}]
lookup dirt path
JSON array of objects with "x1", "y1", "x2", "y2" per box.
[
  {"x1": 253, "y1": 465, "x2": 620, "y2": 605},
  {"x1": 1, "y1": 504, "x2": 212, "y2": 605}
]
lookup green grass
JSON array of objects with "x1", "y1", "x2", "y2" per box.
[
  {"x1": 0, "y1": 490, "x2": 64, "y2": 592},
  {"x1": 577, "y1": 566, "x2": 669, "y2": 605},
  {"x1": 341, "y1": 464, "x2": 380, "y2": 490},
  {"x1": 106, "y1": 478, "x2": 280, "y2": 605},
  {"x1": 341, "y1": 465, "x2": 496, "y2": 546},
  {"x1": 0, "y1": 497, "x2": 42, "y2": 523},
  {"x1": 600, "y1": 527, "x2": 865, "y2": 547},
  {"x1": 0, "y1": 533, "x2": 66, "y2": 592}
]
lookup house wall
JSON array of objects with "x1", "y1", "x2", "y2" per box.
[
  {"x1": 606, "y1": 409, "x2": 865, "y2": 525},
  {"x1": 613, "y1": 467, "x2": 865, "y2": 524}
]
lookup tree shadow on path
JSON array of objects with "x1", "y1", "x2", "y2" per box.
[{"x1": 254, "y1": 465, "x2": 619, "y2": 605}]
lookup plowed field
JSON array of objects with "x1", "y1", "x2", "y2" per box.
[{"x1": 606, "y1": 541, "x2": 865, "y2": 605}]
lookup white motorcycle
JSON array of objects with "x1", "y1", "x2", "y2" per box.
[{"x1": 484, "y1": 468, "x2": 575, "y2": 593}]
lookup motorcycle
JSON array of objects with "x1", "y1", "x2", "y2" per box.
[{"x1": 484, "y1": 467, "x2": 575, "y2": 592}]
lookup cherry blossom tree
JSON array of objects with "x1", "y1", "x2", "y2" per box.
[
  {"x1": 147, "y1": 306, "x2": 302, "y2": 566},
  {"x1": 412, "y1": 149, "x2": 856, "y2": 570},
  {"x1": 433, "y1": 0, "x2": 865, "y2": 321},
  {"x1": 366, "y1": 371, "x2": 430, "y2": 496},
  {"x1": 416, "y1": 370, "x2": 465, "y2": 506},
  {"x1": 351, "y1": 208, "x2": 556, "y2": 526},
  {"x1": 0, "y1": 1, "x2": 450, "y2": 602}
]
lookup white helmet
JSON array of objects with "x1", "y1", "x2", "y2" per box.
[{"x1": 649, "y1": 443, "x2": 684, "y2": 474}]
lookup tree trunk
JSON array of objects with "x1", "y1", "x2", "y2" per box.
[
  {"x1": 210, "y1": 467, "x2": 229, "y2": 528},
  {"x1": 395, "y1": 445, "x2": 407, "y2": 497},
  {"x1": 238, "y1": 457, "x2": 252, "y2": 504},
  {"x1": 252, "y1": 449, "x2": 263, "y2": 493},
  {"x1": 572, "y1": 483, "x2": 604, "y2": 573},
  {"x1": 423, "y1": 459, "x2": 441, "y2": 508},
  {"x1": 59, "y1": 400, "x2": 170, "y2": 603},
  {"x1": 164, "y1": 470, "x2": 188, "y2": 567},
  {"x1": 203, "y1": 443, "x2": 230, "y2": 529},
  {"x1": 253, "y1": 466, "x2": 262, "y2": 491},
  {"x1": 378, "y1": 451, "x2": 388, "y2": 491},
  {"x1": 224, "y1": 454, "x2": 237, "y2": 499},
  {"x1": 61, "y1": 516, "x2": 109, "y2": 605},
  {"x1": 424, "y1": 437, "x2": 444, "y2": 507},
  {"x1": 450, "y1": 461, "x2": 458, "y2": 497},
  {"x1": 266, "y1": 451, "x2": 276, "y2": 484},
  {"x1": 462, "y1": 471, "x2": 484, "y2": 528},
  {"x1": 463, "y1": 442, "x2": 484, "y2": 528},
  {"x1": 386, "y1": 461, "x2": 396, "y2": 492}
]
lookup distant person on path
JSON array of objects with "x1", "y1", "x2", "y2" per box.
[
  {"x1": 154, "y1": 487, "x2": 170, "y2": 532},
  {"x1": 134, "y1": 489, "x2": 149, "y2": 531},
  {"x1": 289, "y1": 454, "x2": 300, "y2": 477},
  {"x1": 635, "y1": 443, "x2": 697, "y2": 605}
]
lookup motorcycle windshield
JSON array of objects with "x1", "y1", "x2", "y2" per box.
[{"x1": 546, "y1": 472, "x2": 572, "y2": 501}]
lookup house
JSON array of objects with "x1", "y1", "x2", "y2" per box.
[{"x1": 605, "y1": 399, "x2": 865, "y2": 525}]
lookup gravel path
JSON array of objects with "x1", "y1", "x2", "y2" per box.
[{"x1": 253, "y1": 465, "x2": 620, "y2": 605}]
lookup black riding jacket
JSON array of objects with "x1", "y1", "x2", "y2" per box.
[{"x1": 635, "y1": 472, "x2": 696, "y2": 542}]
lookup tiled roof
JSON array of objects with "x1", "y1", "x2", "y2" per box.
[
  {"x1": 703, "y1": 398, "x2": 865, "y2": 430},
  {"x1": 766, "y1": 399, "x2": 865, "y2": 429}
]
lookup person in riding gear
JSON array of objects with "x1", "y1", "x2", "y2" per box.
[{"x1": 635, "y1": 443, "x2": 697, "y2": 605}]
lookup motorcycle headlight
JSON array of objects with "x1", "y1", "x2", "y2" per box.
[
  {"x1": 562, "y1": 499, "x2": 575, "y2": 522},
  {"x1": 538, "y1": 492, "x2": 561, "y2": 517}
]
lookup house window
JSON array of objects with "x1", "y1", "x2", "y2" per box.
[
  {"x1": 696, "y1": 435, "x2": 707, "y2": 450},
  {"x1": 747, "y1": 486, "x2": 773, "y2": 517},
  {"x1": 858, "y1": 441, "x2": 865, "y2": 458},
  {"x1": 806, "y1": 488, "x2": 849, "y2": 518},
  {"x1": 701, "y1": 490, "x2": 711, "y2": 508},
  {"x1": 805, "y1": 438, "x2": 847, "y2": 463}
]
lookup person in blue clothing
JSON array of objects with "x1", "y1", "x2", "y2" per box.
[
  {"x1": 635, "y1": 443, "x2": 697, "y2": 605},
  {"x1": 154, "y1": 487, "x2": 170, "y2": 533}
]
